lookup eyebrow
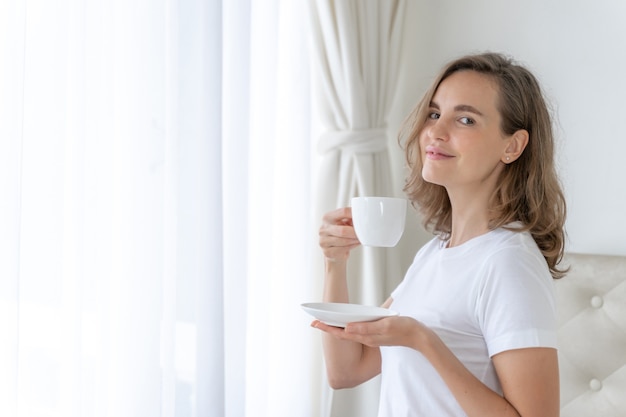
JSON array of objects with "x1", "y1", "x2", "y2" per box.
[{"x1": 429, "y1": 101, "x2": 484, "y2": 116}]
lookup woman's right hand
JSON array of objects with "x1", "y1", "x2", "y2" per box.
[{"x1": 319, "y1": 207, "x2": 361, "y2": 262}]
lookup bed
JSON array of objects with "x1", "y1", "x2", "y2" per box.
[{"x1": 556, "y1": 253, "x2": 626, "y2": 416}]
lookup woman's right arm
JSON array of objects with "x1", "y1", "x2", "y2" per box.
[{"x1": 315, "y1": 207, "x2": 384, "y2": 389}]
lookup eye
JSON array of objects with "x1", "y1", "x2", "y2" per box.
[
  {"x1": 427, "y1": 111, "x2": 440, "y2": 120},
  {"x1": 459, "y1": 116, "x2": 475, "y2": 125}
]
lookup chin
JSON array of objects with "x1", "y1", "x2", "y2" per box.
[{"x1": 421, "y1": 171, "x2": 445, "y2": 187}]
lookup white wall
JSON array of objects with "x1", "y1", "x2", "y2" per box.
[{"x1": 388, "y1": 0, "x2": 626, "y2": 258}]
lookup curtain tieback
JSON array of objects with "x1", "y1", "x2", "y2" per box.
[{"x1": 318, "y1": 128, "x2": 388, "y2": 155}]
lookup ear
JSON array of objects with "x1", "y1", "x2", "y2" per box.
[{"x1": 502, "y1": 129, "x2": 529, "y2": 164}]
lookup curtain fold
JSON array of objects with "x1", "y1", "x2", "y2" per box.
[
  {"x1": 0, "y1": 2, "x2": 25, "y2": 415},
  {"x1": 309, "y1": 1, "x2": 407, "y2": 416},
  {"x1": 243, "y1": 1, "x2": 319, "y2": 415},
  {"x1": 221, "y1": 0, "x2": 250, "y2": 415}
]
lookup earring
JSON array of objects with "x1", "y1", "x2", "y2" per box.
[{"x1": 506, "y1": 156, "x2": 510, "y2": 161}]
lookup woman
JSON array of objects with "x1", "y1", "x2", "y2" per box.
[{"x1": 314, "y1": 52, "x2": 567, "y2": 417}]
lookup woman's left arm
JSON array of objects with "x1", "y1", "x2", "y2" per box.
[
  {"x1": 491, "y1": 347, "x2": 560, "y2": 417},
  {"x1": 420, "y1": 326, "x2": 559, "y2": 417},
  {"x1": 325, "y1": 317, "x2": 559, "y2": 417}
]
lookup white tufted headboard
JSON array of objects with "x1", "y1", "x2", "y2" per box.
[{"x1": 556, "y1": 253, "x2": 626, "y2": 416}]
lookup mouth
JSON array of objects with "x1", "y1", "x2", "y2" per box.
[{"x1": 424, "y1": 146, "x2": 453, "y2": 160}]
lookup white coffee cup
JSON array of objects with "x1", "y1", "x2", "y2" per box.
[{"x1": 350, "y1": 196, "x2": 406, "y2": 247}]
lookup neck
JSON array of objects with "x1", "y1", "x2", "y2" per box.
[{"x1": 446, "y1": 185, "x2": 494, "y2": 248}]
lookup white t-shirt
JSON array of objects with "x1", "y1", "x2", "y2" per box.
[{"x1": 378, "y1": 227, "x2": 557, "y2": 417}]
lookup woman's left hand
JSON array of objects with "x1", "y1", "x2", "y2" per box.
[{"x1": 312, "y1": 316, "x2": 432, "y2": 350}]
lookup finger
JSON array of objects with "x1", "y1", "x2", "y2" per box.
[
  {"x1": 345, "y1": 321, "x2": 375, "y2": 335},
  {"x1": 345, "y1": 318, "x2": 393, "y2": 336},
  {"x1": 338, "y1": 327, "x2": 378, "y2": 346},
  {"x1": 319, "y1": 226, "x2": 360, "y2": 252},
  {"x1": 313, "y1": 321, "x2": 383, "y2": 347},
  {"x1": 322, "y1": 207, "x2": 353, "y2": 226},
  {"x1": 319, "y1": 235, "x2": 360, "y2": 250},
  {"x1": 319, "y1": 224, "x2": 359, "y2": 241},
  {"x1": 311, "y1": 320, "x2": 348, "y2": 336}
]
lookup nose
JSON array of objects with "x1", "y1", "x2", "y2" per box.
[{"x1": 424, "y1": 117, "x2": 449, "y2": 142}]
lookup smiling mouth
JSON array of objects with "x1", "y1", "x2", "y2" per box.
[
  {"x1": 425, "y1": 150, "x2": 453, "y2": 160},
  {"x1": 424, "y1": 145, "x2": 453, "y2": 159}
]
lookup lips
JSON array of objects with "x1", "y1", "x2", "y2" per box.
[{"x1": 424, "y1": 145, "x2": 454, "y2": 160}]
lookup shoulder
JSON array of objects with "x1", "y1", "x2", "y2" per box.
[
  {"x1": 475, "y1": 228, "x2": 554, "y2": 307},
  {"x1": 481, "y1": 228, "x2": 548, "y2": 274},
  {"x1": 476, "y1": 230, "x2": 558, "y2": 354}
]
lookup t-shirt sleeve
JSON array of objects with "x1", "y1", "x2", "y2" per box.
[{"x1": 476, "y1": 246, "x2": 558, "y2": 357}]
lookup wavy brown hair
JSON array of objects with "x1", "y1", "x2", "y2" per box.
[{"x1": 400, "y1": 52, "x2": 568, "y2": 278}]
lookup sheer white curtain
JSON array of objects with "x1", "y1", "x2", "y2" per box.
[
  {"x1": 0, "y1": 0, "x2": 317, "y2": 416},
  {"x1": 309, "y1": 1, "x2": 408, "y2": 416},
  {"x1": 224, "y1": 0, "x2": 320, "y2": 416}
]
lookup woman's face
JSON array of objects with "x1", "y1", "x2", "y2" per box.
[{"x1": 419, "y1": 70, "x2": 511, "y2": 195}]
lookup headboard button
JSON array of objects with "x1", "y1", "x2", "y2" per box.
[
  {"x1": 590, "y1": 295, "x2": 604, "y2": 309},
  {"x1": 589, "y1": 378, "x2": 603, "y2": 392}
]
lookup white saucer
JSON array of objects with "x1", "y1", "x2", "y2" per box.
[{"x1": 301, "y1": 302, "x2": 398, "y2": 328}]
